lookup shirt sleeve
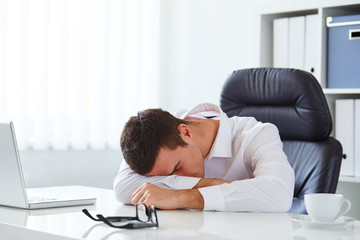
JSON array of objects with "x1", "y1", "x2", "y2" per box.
[
  {"x1": 199, "y1": 123, "x2": 295, "y2": 212},
  {"x1": 113, "y1": 161, "x2": 201, "y2": 204}
]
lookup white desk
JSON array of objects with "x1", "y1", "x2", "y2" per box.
[{"x1": 0, "y1": 187, "x2": 359, "y2": 240}]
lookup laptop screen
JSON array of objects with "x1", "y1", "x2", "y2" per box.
[{"x1": 0, "y1": 122, "x2": 29, "y2": 208}]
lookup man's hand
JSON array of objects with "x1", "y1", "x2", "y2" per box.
[{"x1": 132, "y1": 182, "x2": 204, "y2": 210}]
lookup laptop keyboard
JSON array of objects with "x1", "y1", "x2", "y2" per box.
[{"x1": 28, "y1": 196, "x2": 58, "y2": 203}]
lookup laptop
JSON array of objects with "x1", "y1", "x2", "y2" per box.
[{"x1": 0, "y1": 122, "x2": 97, "y2": 209}]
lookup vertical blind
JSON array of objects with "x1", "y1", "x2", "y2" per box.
[{"x1": 0, "y1": 0, "x2": 161, "y2": 150}]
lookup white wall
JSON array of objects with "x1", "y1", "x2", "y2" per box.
[{"x1": 159, "y1": 0, "x2": 259, "y2": 112}]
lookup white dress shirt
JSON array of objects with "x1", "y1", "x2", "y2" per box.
[{"x1": 113, "y1": 103, "x2": 295, "y2": 212}]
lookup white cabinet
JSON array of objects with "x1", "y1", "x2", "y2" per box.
[{"x1": 259, "y1": 3, "x2": 360, "y2": 88}]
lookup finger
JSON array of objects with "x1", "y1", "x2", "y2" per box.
[
  {"x1": 131, "y1": 194, "x2": 140, "y2": 205},
  {"x1": 143, "y1": 195, "x2": 152, "y2": 209},
  {"x1": 132, "y1": 187, "x2": 145, "y2": 205},
  {"x1": 132, "y1": 184, "x2": 144, "y2": 198},
  {"x1": 138, "y1": 192, "x2": 148, "y2": 204}
]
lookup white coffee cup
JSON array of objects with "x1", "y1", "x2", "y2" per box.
[{"x1": 304, "y1": 193, "x2": 351, "y2": 222}]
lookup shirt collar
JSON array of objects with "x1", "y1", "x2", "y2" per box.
[
  {"x1": 205, "y1": 110, "x2": 233, "y2": 160},
  {"x1": 179, "y1": 103, "x2": 221, "y2": 119}
]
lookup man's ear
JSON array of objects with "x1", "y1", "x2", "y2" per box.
[{"x1": 177, "y1": 124, "x2": 192, "y2": 139}]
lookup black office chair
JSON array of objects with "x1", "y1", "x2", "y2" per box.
[{"x1": 220, "y1": 68, "x2": 343, "y2": 214}]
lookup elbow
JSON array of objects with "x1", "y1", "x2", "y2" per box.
[
  {"x1": 274, "y1": 165, "x2": 295, "y2": 212},
  {"x1": 267, "y1": 175, "x2": 294, "y2": 212},
  {"x1": 277, "y1": 175, "x2": 295, "y2": 212},
  {"x1": 267, "y1": 188, "x2": 293, "y2": 213},
  {"x1": 278, "y1": 191, "x2": 293, "y2": 212}
]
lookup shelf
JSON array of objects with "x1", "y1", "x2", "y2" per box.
[
  {"x1": 323, "y1": 88, "x2": 360, "y2": 94},
  {"x1": 339, "y1": 176, "x2": 360, "y2": 183}
]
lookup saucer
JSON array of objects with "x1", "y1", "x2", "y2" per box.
[{"x1": 291, "y1": 214, "x2": 355, "y2": 229}]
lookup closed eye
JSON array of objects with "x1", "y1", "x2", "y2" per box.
[
  {"x1": 175, "y1": 165, "x2": 182, "y2": 172},
  {"x1": 169, "y1": 161, "x2": 181, "y2": 175}
]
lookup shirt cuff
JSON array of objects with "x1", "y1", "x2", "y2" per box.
[
  {"x1": 164, "y1": 176, "x2": 201, "y2": 190},
  {"x1": 198, "y1": 185, "x2": 225, "y2": 211}
]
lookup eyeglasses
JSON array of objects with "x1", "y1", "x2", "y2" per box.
[{"x1": 82, "y1": 202, "x2": 158, "y2": 229}]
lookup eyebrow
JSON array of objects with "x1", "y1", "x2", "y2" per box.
[{"x1": 169, "y1": 161, "x2": 181, "y2": 175}]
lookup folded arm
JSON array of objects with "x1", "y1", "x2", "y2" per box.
[
  {"x1": 113, "y1": 163, "x2": 229, "y2": 209},
  {"x1": 130, "y1": 179, "x2": 230, "y2": 210},
  {"x1": 113, "y1": 161, "x2": 202, "y2": 204}
]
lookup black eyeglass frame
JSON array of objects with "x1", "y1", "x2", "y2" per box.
[{"x1": 82, "y1": 203, "x2": 159, "y2": 229}]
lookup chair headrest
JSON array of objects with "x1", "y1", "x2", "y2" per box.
[{"x1": 220, "y1": 68, "x2": 332, "y2": 141}]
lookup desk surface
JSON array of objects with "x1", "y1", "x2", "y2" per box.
[{"x1": 0, "y1": 187, "x2": 359, "y2": 240}]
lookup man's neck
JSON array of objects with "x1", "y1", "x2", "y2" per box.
[{"x1": 185, "y1": 117, "x2": 220, "y2": 158}]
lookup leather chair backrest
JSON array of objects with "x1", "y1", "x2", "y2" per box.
[
  {"x1": 221, "y1": 68, "x2": 332, "y2": 141},
  {"x1": 220, "y1": 68, "x2": 342, "y2": 213}
]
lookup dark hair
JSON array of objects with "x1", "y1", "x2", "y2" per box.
[{"x1": 120, "y1": 109, "x2": 189, "y2": 175}]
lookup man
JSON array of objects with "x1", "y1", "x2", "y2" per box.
[{"x1": 114, "y1": 103, "x2": 295, "y2": 212}]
